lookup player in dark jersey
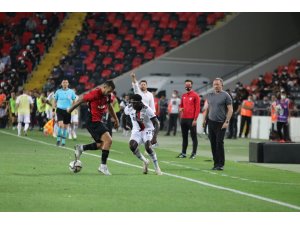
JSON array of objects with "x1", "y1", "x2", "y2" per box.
[{"x1": 67, "y1": 80, "x2": 119, "y2": 175}]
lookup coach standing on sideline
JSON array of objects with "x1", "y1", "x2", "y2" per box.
[
  {"x1": 202, "y1": 78, "x2": 233, "y2": 170},
  {"x1": 177, "y1": 80, "x2": 200, "y2": 159}
]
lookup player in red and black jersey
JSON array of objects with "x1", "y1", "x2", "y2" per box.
[{"x1": 67, "y1": 80, "x2": 119, "y2": 175}]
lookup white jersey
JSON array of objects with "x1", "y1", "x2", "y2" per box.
[
  {"x1": 132, "y1": 82, "x2": 155, "y2": 113},
  {"x1": 124, "y1": 104, "x2": 156, "y2": 132}
]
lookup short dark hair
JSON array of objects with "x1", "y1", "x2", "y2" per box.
[
  {"x1": 185, "y1": 80, "x2": 193, "y2": 85},
  {"x1": 104, "y1": 80, "x2": 115, "y2": 90},
  {"x1": 139, "y1": 80, "x2": 147, "y2": 84},
  {"x1": 131, "y1": 94, "x2": 142, "y2": 102}
]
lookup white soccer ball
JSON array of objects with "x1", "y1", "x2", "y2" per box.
[{"x1": 69, "y1": 160, "x2": 82, "y2": 173}]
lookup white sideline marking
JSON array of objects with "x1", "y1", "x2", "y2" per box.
[
  {"x1": 1, "y1": 130, "x2": 300, "y2": 211},
  {"x1": 161, "y1": 160, "x2": 300, "y2": 186}
]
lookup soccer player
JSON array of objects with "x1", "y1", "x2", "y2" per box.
[
  {"x1": 67, "y1": 80, "x2": 119, "y2": 175},
  {"x1": 69, "y1": 88, "x2": 79, "y2": 140},
  {"x1": 16, "y1": 90, "x2": 34, "y2": 136},
  {"x1": 53, "y1": 79, "x2": 76, "y2": 146},
  {"x1": 122, "y1": 94, "x2": 162, "y2": 175}
]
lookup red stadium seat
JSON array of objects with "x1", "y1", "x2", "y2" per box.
[
  {"x1": 131, "y1": 39, "x2": 141, "y2": 48},
  {"x1": 102, "y1": 57, "x2": 113, "y2": 66},
  {"x1": 155, "y1": 46, "x2": 166, "y2": 57},
  {"x1": 150, "y1": 40, "x2": 160, "y2": 48},
  {"x1": 86, "y1": 63, "x2": 96, "y2": 72},
  {"x1": 115, "y1": 51, "x2": 125, "y2": 59},
  {"x1": 114, "y1": 63, "x2": 124, "y2": 72},
  {"x1": 144, "y1": 51, "x2": 154, "y2": 60},
  {"x1": 88, "y1": 33, "x2": 97, "y2": 41},
  {"x1": 136, "y1": 46, "x2": 147, "y2": 54},
  {"x1": 169, "y1": 40, "x2": 179, "y2": 48},
  {"x1": 132, "y1": 57, "x2": 142, "y2": 68},
  {"x1": 21, "y1": 31, "x2": 33, "y2": 46},
  {"x1": 80, "y1": 45, "x2": 90, "y2": 52},
  {"x1": 101, "y1": 69, "x2": 112, "y2": 78},
  {"x1": 79, "y1": 75, "x2": 89, "y2": 84},
  {"x1": 162, "y1": 34, "x2": 172, "y2": 42},
  {"x1": 99, "y1": 45, "x2": 109, "y2": 53},
  {"x1": 106, "y1": 34, "x2": 116, "y2": 41},
  {"x1": 94, "y1": 39, "x2": 104, "y2": 48}
]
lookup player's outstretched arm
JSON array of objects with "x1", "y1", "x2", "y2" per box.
[
  {"x1": 108, "y1": 103, "x2": 119, "y2": 129},
  {"x1": 67, "y1": 96, "x2": 85, "y2": 114}
]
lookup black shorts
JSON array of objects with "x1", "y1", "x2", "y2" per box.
[
  {"x1": 56, "y1": 108, "x2": 71, "y2": 124},
  {"x1": 86, "y1": 120, "x2": 110, "y2": 143}
]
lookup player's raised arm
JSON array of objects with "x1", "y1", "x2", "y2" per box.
[{"x1": 130, "y1": 72, "x2": 137, "y2": 84}]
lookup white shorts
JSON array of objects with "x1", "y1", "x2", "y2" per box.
[
  {"x1": 71, "y1": 114, "x2": 79, "y2": 123},
  {"x1": 130, "y1": 129, "x2": 153, "y2": 145},
  {"x1": 46, "y1": 110, "x2": 53, "y2": 120},
  {"x1": 18, "y1": 114, "x2": 30, "y2": 123}
]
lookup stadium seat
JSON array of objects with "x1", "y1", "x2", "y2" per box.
[{"x1": 101, "y1": 69, "x2": 112, "y2": 78}]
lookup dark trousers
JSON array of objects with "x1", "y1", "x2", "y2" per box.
[
  {"x1": 208, "y1": 120, "x2": 226, "y2": 167},
  {"x1": 167, "y1": 113, "x2": 178, "y2": 135},
  {"x1": 180, "y1": 118, "x2": 198, "y2": 155},
  {"x1": 277, "y1": 121, "x2": 290, "y2": 141},
  {"x1": 228, "y1": 115, "x2": 238, "y2": 138},
  {"x1": 239, "y1": 116, "x2": 252, "y2": 138},
  {"x1": 159, "y1": 112, "x2": 167, "y2": 131}
]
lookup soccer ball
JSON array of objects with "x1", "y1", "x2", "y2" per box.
[{"x1": 69, "y1": 160, "x2": 82, "y2": 173}]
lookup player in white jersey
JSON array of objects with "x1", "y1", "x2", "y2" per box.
[
  {"x1": 45, "y1": 89, "x2": 58, "y2": 137},
  {"x1": 130, "y1": 72, "x2": 155, "y2": 113},
  {"x1": 122, "y1": 94, "x2": 162, "y2": 175},
  {"x1": 69, "y1": 89, "x2": 79, "y2": 140},
  {"x1": 16, "y1": 90, "x2": 34, "y2": 136}
]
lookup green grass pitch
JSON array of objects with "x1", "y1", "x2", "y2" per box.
[{"x1": 0, "y1": 129, "x2": 299, "y2": 212}]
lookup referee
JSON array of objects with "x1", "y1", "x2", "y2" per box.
[
  {"x1": 202, "y1": 78, "x2": 233, "y2": 170},
  {"x1": 53, "y1": 79, "x2": 76, "y2": 146}
]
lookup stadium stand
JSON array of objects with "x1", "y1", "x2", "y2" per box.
[
  {"x1": 236, "y1": 58, "x2": 300, "y2": 116},
  {"x1": 46, "y1": 12, "x2": 225, "y2": 94},
  {"x1": 0, "y1": 12, "x2": 65, "y2": 94}
]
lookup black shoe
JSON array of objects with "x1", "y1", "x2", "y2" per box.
[
  {"x1": 165, "y1": 133, "x2": 170, "y2": 136},
  {"x1": 56, "y1": 141, "x2": 60, "y2": 146},
  {"x1": 61, "y1": 143, "x2": 65, "y2": 147},
  {"x1": 189, "y1": 153, "x2": 196, "y2": 159},
  {"x1": 212, "y1": 166, "x2": 218, "y2": 170},
  {"x1": 176, "y1": 153, "x2": 186, "y2": 158}
]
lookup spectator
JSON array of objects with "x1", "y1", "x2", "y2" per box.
[
  {"x1": 165, "y1": 90, "x2": 181, "y2": 136},
  {"x1": 158, "y1": 95, "x2": 168, "y2": 131},
  {"x1": 227, "y1": 90, "x2": 241, "y2": 139},
  {"x1": 275, "y1": 91, "x2": 291, "y2": 142},
  {"x1": 25, "y1": 17, "x2": 37, "y2": 32},
  {"x1": 0, "y1": 101, "x2": 8, "y2": 128}
]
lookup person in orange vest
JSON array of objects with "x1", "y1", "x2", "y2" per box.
[
  {"x1": 238, "y1": 94, "x2": 254, "y2": 138},
  {"x1": 270, "y1": 94, "x2": 278, "y2": 134},
  {"x1": 152, "y1": 91, "x2": 160, "y2": 117}
]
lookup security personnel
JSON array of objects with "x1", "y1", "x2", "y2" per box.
[
  {"x1": 177, "y1": 80, "x2": 200, "y2": 159},
  {"x1": 239, "y1": 94, "x2": 254, "y2": 138}
]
